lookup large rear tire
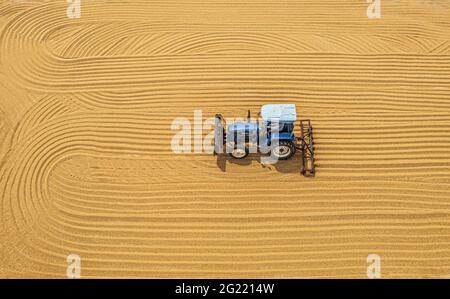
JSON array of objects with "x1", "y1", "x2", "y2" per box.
[{"x1": 271, "y1": 140, "x2": 296, "y2": 160}]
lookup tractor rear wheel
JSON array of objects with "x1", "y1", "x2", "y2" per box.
[
  {"x1": 271, "y1": 140, "x2": 296, "y2": 160},
  {"x1": 229, "y1": 146, "x2": 249, "y2": 159}
]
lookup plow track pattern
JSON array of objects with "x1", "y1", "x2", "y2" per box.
[{"x1": 0, "y1": 0, "x2": 450, "y2": 277}]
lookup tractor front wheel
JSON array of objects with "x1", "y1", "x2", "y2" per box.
[
  {"x1": 229, "y1": 146, "x2": 249, "y2": 159},
  {"x1": 271, "y1": 140, "x2": 296, "y2": 160}
]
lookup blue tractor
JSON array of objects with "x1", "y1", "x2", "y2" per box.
[{"x1": 214, "y1": 104, "x2": 315, "y2": 176}]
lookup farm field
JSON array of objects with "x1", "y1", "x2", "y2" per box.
[{"x1": 1, "y1": 0, "x2": 450, "y2": 278}]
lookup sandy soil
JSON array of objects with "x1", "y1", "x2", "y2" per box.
[{"x1": 1, "y1": 0, "x2": 450, "y2": 278}]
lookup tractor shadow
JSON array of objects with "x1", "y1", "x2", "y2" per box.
[{"x1": 216, "y1": 153, "x2": 303, "y2": 174}]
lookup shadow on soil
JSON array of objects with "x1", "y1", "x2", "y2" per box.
[{"x1": 216, "y1": 153, "x2": 304, "y2": 174}]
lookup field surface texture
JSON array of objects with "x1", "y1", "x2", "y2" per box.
[{"x1": 1, "y1": 0, "x2": 450, "y2": 278}]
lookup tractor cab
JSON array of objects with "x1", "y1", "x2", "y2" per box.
[
  {"x1": 260, "y1": 104, "x2": 297, "y2": 143},
  {"x1": 226, "y1": 104, "x2": 296, "y2": 138}
]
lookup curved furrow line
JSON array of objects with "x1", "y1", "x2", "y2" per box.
[
  {"x1": 2, "y1": 0, "x2": 450, "y2": 278},
  {"x1": 46, "y1": 174, "x2": 450, "y2": 214},
  {"x1": 1, "y1": 111, "x2": 448, "y2": 276}
]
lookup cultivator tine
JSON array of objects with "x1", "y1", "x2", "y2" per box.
[{"x1": 299, "y1": 119, "x2": 315, "y2": 177}]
